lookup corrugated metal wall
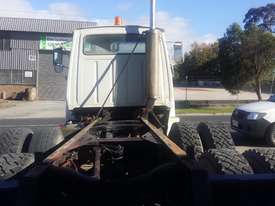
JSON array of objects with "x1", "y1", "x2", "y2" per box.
[
  {"x1": 38, "y1": 51, "x2": 68, "y2": 101},
  {"x1": 10, "y1": 32, "x2": 39, "y2": 50},
  {"x1": 0, "y1": 49, "x2": 38, "y2": 70},
  {"x1": 0, "y1": 31, "x2": 38, "y2": 85},
  {"x1": 0, "y1": 30, "x2": 71, "y2": 100}
]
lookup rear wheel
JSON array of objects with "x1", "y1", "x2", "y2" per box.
[
  {"x1": 243, "y1": 149, "x2": 275, "y2": 173},
  {"x1": 169, "y1": 122, "x2": 203, "y2": 159},
  {"x1": 265, "y1": 124, "x2": 275, "y2": 147},
  {"x1": 0, "y1": 128, "x2": 33, "y2": 154},
  {"x1": 198, "y1": 149, "x2": 253, "y2": 175},
  {"x1": 28, "y1": 127, "x2": 64, "y2": 153},
  {"x1": 0, "y1": 153, "x2": 34, "y2": 180},
  {"x1": 197, "y1": 122, "x2": 235, "y2": 151}
]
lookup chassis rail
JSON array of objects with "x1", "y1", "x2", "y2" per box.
[{"x1": 1, "y1": 118, "x2": 275, "y2": 205}]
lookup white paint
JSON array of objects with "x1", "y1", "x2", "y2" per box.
[
  {"x1": 66, "y1": 26, "x2": 178, "y2": 131},
  {"x1": 24, "y1": 71, "x2": 33, "y2": 78},
  {"x1": 237, "y1": 101, "x2": 275, "y2": 123},
  {"x1": 150, "y1": 0, "x2": 156, "y2": 29},
  {"x1": 28, "y1": 55, "x2": 36, "y2": 62}
]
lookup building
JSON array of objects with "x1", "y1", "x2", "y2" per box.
[
  {"x1": 173, "y1": 42, "x2": 183, "y2": 64},
  {"x1": 166, "y1": 41, "x2": 183, "y2": 66},
  {"x1": 0, "y1": 17, "x2": 96, "y2": 100}
]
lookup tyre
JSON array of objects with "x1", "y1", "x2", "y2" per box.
[
  {"x1": 0, "y1": 128, "x2": 33, "y2": 154},
  {"x1": 169, "y1": 122, "x2": 203, "y2": 159},
  {"x1": 28, "y1": 127, "x2": 64, "y2": 153},
  {"x1": 243, "y1": 149, "x2": 275, "y2": 173},
  {"x1": 0, "y1": 153, "x2": 34, "y2": 180},
  {"x1": 265, "y1": 124, "x2": 275, "y2": 147},
  {"x1": 197, "y1": 122, "x2": 235, "y2": 151},
  {"x1": 198, "y1": 149, "x2": 253, "y2": 175}
]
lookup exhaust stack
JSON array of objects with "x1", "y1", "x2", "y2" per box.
[
  {"x1": 146, "y1": 0, "x2": 160, "y2": 112},
  {"x1": 150, "y1": 0, "x2": 156, "y2": 30}
]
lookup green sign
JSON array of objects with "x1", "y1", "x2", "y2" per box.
[{"x1": 40, "y1": 34, "x2": 72, "y2": 51}]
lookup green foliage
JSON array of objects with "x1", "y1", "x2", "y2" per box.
[
  {"x1": 218, "y1": 23, "x2": 245, "y2": 94},
  {"x1": 219, "y1": 23, "x2": 275, "y2": 100},
  {"x1": 177, "y1": 42, "x2": 219, "y2": 80},
  {"x1": 175, "y1": 4, "x2": 275, "y2": 101},
  {"x1": 244, "y1": 3, "x2": 275, "y2": 33},
  {"x1": 241, "y1": 25, "x2": 275, "y2": 99}
]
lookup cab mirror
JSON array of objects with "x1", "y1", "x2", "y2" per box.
[{"x1": 53, "y1": 48, "x2": 64, "y2": 73}]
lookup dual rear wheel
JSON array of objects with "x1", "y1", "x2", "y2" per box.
[
  {"x1": 0, "y1": 127, "x2": 64, "y2": 180},
  {"x1": 169, "y1": 121, "x2": 275, "y2": 175}
]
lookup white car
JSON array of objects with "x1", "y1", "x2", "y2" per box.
[{"x1": 231, "y1": 97, "x2": 275, "y2": 146}]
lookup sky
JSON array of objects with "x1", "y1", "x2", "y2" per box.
[{"x1": 0, "y1": 0, "x2": 272, "y2": 52}]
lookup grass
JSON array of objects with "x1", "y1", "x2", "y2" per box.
[{"x1": 176, "y1": 106, "x2": 235, "y2": 114}]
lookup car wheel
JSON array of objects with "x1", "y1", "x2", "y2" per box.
[{"x1": 265, "y1": 124, "x2": 275, "y2": 147}]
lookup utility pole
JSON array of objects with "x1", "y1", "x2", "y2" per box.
[
  {"x1": 185, "y1": 75, "x2": 188, "y2": 101},
  {"x1": 271, "y1": 68, "x2": 275, "y2": 94}
]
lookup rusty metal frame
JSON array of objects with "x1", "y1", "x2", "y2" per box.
[
  {"x1": 43, "y1": 115, "x2": 186, "y2": 180},
  {"x1": 45, "y1": 118, "x2": 101, "y2": 166},
  {"x1": 141, "y1": 117, "x2": 187, "y2": 157},
  {"x1": 44, "y1": 118, "x2": 146, "y2": 166}
]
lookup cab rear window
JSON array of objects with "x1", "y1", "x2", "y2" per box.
[{"x1": 83, "y1": 34, "x2": 146, "y2": 55}]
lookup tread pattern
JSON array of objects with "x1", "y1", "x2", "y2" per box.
[
  {"x1": 0, "y1": 128, "x2": 33, "y2": 154},
  {"x1": 0, "y1": 153, "x2": 34, "y2": 180},
  {"x1": 197, "y1": 122, "x2": 235, "y2": 150},
  {"x1": 169, "y1": 122, "x2": 203, "y2": 159},
  {"x1": 28, "y1": 127, "x2": 64, "y2": 153},
  {"x1": 199, "y1": 149, "x2": 253, "y2": 175},
  {"x1": 265, "y1": 124, "x2": 275, "y2": 147},
  {"x1": 243, "y1": 149, "x2": 275, "y2": 173}
]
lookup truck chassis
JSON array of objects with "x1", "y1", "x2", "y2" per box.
[{"x1": 1, "y1": 115, "x2": 275, "y2": 206}]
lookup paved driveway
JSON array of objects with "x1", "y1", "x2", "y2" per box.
[
  {"x1": 0, "y1": 101, "x2": 65, "y2": 119},
  {"x1": 174, "y1": 87, "x2": 270, "y2": 101},
  {"x1": 0, "y1": 87, "x2": 269, "y2": 119}
]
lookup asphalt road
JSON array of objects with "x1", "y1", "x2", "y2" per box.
[{"x1": 0, "y1": 118, "x2": 65, "y2": 127}]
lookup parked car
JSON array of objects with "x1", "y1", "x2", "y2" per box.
[{"x1": 231, "y1": 96, "x2": 275, "y2": 146}]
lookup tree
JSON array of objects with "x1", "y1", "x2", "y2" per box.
[
  {"x1": 244, "y1": 3, "x2": 275, "y2": 33},
  {"x1": 219, "y1": 23, "x2": 246, "y2": 94},
  {"x1": 178, "y1": 42, "x2": 219, "y2": 81},
  {"x1": 219, "y1": 23, "x2": 275, "y2": 100},
  {"x1": 241, "y1": 25, "x2": 275, "y2": 100}
]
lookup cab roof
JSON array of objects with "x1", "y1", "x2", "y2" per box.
[{"x1": 75, "y1": 25, "x2": 165, "y2": 35}]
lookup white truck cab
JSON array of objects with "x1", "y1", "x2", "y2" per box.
[{"x1": 54, "y1": 25, "x2": 178, "y2": 133}]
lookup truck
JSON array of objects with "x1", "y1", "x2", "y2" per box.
[{"x1": 1, "y1": 1, "x2": 275, "y2": 205}]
